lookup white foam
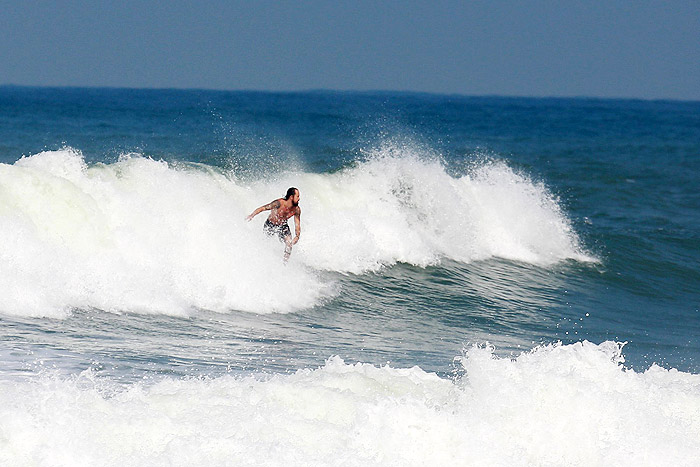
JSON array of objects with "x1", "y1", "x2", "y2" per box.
[
  {"x1": 0, "y1": 149, "x2": 331, "y2": 317},
  {"x1": 0, "y1": 147, "x2": 592, "y2": 317},
  {"x1": 1, "y1": 342, "x2": 698, "y2": 466},
  {"x1": 290, "y1": 145, "x2": 594, "y2": 272}
]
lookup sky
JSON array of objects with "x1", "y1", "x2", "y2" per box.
[{"x1": 1, "y1": 0, "x2": 698, "y2": 100}]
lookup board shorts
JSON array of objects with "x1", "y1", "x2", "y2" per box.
[{"x1": 263, "y1": 220, "x2": 291, "y2": 241}]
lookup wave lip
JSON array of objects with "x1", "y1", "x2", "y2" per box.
[{"x1": 1, "y1": 342, "x2": 698, "y2": 466}]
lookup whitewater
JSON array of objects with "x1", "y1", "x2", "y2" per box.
[
  {"x1": 0, "y1": 147, "x2": 590, "y2": 317},
  {"x1": 2, "y1": 343, "x2": 699, "y2": 466}
]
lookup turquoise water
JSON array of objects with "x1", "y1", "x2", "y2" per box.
[{"x1": 1, "y1": 87, "x2": 699, "y2": 465}]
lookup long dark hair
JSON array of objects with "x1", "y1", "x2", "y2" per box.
[{"x1": 284, "y1": 187, "x2": 298, "y2": 200}]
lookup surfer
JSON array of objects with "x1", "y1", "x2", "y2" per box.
[{"x1": 246, "y1": 187, "x2": 301, "y2": 262}]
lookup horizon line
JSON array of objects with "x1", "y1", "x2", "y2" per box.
[{"x1": 1, "y1": 84, "x2": 698, "y2": 104}]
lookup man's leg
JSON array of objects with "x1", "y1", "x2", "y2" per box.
[{"x1": 283, "y1": 234, "x2": 293, "y2": 262}]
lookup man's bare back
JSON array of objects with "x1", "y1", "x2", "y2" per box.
[{"x1": 246, "y1": 187, "x2": 301, "y2": 261}]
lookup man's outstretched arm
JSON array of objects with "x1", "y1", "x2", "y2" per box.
[{"x1": 246, "y1": 200, "x2": 279, "y2": 221}]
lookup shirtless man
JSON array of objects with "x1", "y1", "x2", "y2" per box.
[{"x1": 246, "y1": 187, "x2": 301, "y2": 261}]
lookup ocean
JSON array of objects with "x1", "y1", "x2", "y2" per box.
[{"x1": 0, "y1": 87, "x2": 698, "y2": 466}]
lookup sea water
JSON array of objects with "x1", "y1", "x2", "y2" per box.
[{"x1": 0, "y1": 87, "x2": 699, "y2": 466}]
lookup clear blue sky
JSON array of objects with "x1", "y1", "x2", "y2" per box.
[{"x1": 1, "y1": 0, "x2": 698, "y2": 100}]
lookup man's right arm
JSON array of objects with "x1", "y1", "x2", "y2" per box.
[{"x1": 246, "y1": 199, "x2": 279, "y2": 221}]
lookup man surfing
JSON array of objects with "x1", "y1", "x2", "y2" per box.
[{"x1": 246, "y1": 187, "x2": 301, "y2": 262}]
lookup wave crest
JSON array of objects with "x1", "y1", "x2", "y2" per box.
[{"x1": 0, "y1": 147, "x2": 593, "y2": 317}]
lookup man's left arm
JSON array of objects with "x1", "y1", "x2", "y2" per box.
[{"x1": 293, "y1": 207, "x2": 301, "y2": 245}]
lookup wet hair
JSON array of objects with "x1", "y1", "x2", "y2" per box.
[{"x1": 284, "y1": 187, "x2": 298, "y2": 200}]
